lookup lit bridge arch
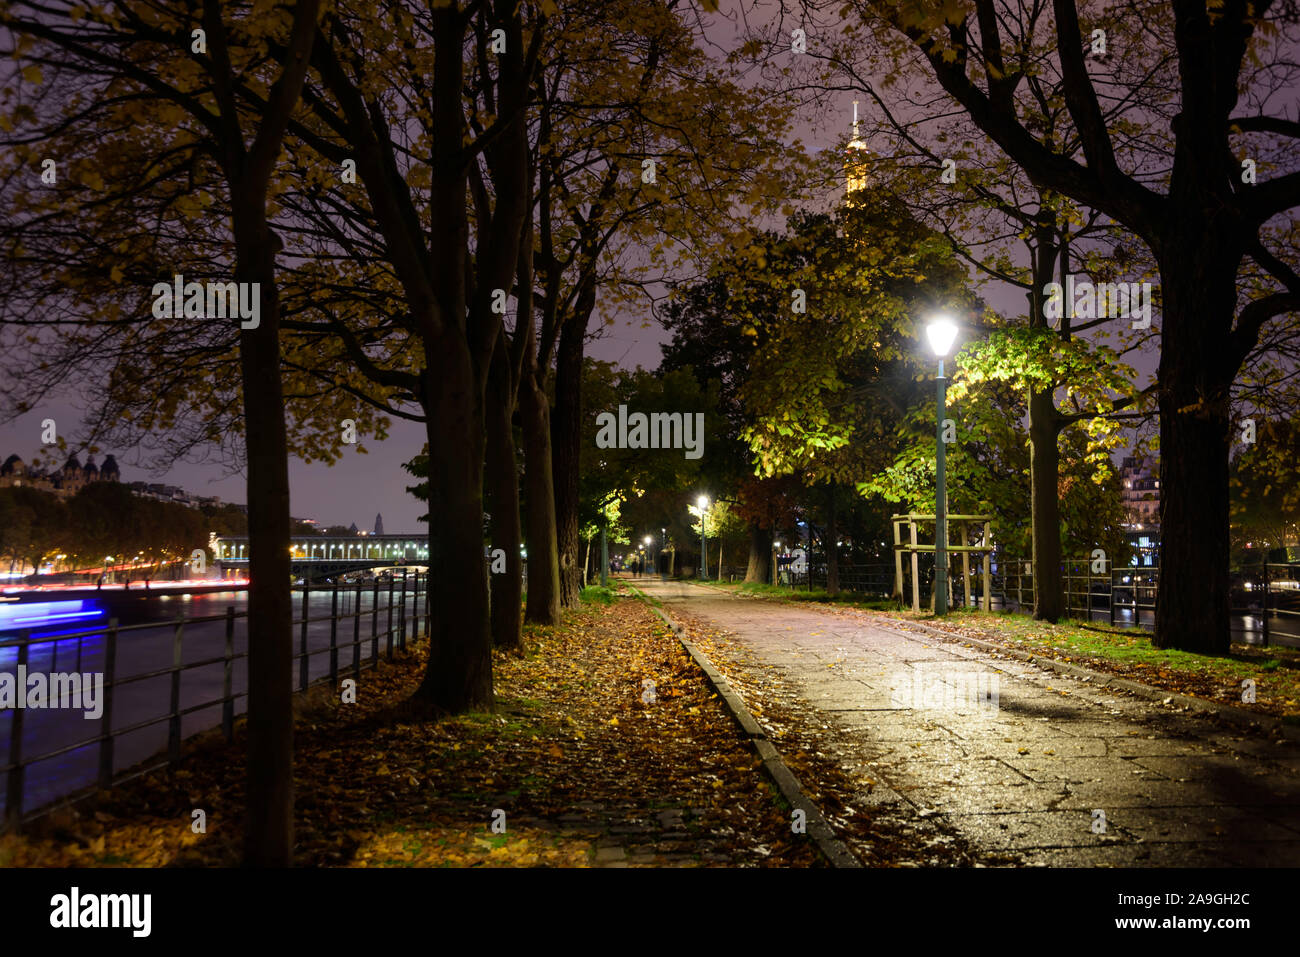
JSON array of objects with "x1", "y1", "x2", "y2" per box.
[{"x1": 212, "y1": 532, "x2": 430, "y2": 583}]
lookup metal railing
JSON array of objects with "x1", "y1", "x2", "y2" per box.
[
  {"x1": 993, "y1": 559, "x2": 1300, "y2": 645},
  {"x1": 996, "y1": 559, "x2": 1159, "y2": 627},
  {"x1": 1, "y1": 572, "x2": 427, "y2": 830}
]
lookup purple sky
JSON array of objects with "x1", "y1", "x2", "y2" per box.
[{"x1": 0, "y1": 5, "x2": 1158, "y2": 529}]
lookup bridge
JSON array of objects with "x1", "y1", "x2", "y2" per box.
[{"x1": 212, "y1": 532, "x2": 430, "y2": 583}]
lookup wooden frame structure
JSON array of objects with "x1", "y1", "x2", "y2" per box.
[{"x1": 892, "y1": 513, "x2": 994, "y2": 613}]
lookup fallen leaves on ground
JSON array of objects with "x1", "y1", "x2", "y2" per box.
[{"x1": 1, "y1": 590, "x2": 821, "y2": 868}]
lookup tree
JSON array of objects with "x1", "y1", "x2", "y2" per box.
[
  {"x1": 661, "y1": 274, "x2": 788, "y2": 583},
  {"x1": 0, "y1": 0, "x2": 323, "y2": 864},
  {"x1": 521, "y1": 0, "x2": 805, "y2": 610},
  {"x1": 0, "y1": 486, "x2": 54, "y2": 575},
  {"x1": 834, "y1": 0, "x2": 1300, "y2": 652},
  {"x1": 1230, "y1": 416, "x2": 1300, "y2": 552}
]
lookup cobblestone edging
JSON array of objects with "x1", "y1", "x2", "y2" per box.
[{"x1": 626, "y1": 585, "x2": 862, "y2": 868}]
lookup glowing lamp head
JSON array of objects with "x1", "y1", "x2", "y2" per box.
[
  {"x1": 697, "y1": 495, "x2": 709, "y2": 509},
  {"x1": 925, "y1": 316, "x2": 959, "y2": 357},
  {"x1": 644, "y1": 536, "x2": 652, "y2": 545}
]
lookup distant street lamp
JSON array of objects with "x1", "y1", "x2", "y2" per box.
[
  {"x1": 926, "y1": 315, "x2": 960, "y2": 616},
  {"x1": 773, "y1": 540, "x2": 782, "y2": 587},
  {"x1": 697, "y1": 495, "x2": 709, "y2": 579}
]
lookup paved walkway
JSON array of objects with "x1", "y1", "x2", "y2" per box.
[{"x1": 639, "y1": 579, "x2": 1300, "y2": 866}]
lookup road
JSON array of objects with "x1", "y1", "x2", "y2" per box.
[{"x1": 637, "y1": 578, "x2": 1300, "y2": 866}]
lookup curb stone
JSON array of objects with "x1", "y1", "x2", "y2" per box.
[{"x1": 625, "y1": 583, "x2": 861, "y2": 868}]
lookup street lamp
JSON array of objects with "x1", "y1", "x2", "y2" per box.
[
  {"x1": 697, "y1": 495, "x2": 709, "y2": 579},
  {"x1": 926, "y1": 315, "x2": 959, "y2": 615}
]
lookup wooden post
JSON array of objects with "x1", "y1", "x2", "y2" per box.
[
  {"x1": 889, "y1": 514, "x2": 899, "y2": 598},
  {"x1": 909, "y1": 517, "x2": 920, "y2": 612},
  {"x1": 981, "y1": 520, "x2": 991, "y2": 611},
  {"x1": 961, "y1": 521, "x2": 971, "y2": 609}
]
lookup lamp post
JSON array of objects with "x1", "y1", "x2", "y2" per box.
[
  {"x1": 926, "y1": 316, "x2": 959, "y2": 615},
  {"x1": 697, "y1": 495, "x2": 709, "y2": 579},
  {"x1": 773, "y1": 540, "x2": 781, "y2": 587}
]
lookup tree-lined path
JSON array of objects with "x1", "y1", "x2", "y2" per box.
[{"x1": 636, "y1": 579, "x2": 1300, "y2": 866}]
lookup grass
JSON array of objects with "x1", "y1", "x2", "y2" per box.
[
  {"x1": 706, "y1": 578, "x2": 899, "y2": 610},
  {"x1": 927, "y1": 609, "x2": 1300, "y2": 717},
  {"x1": 579, "y1": 584, "x2": 617, "y2": 605},
  {"x1": 621, "y1": 581, "x2": 661, "y2": 607}
]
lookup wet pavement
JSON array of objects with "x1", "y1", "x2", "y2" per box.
[{"x1": 638, "y1": 579, "x2": 1300, "y2": 866}]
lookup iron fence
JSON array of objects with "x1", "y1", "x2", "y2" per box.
[{"x1": 1, "y1": 572, "x2": 426, "y2": 830}]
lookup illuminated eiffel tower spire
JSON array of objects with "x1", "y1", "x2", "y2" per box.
[{"x1": 845, "y1": 99, "x2": 870, "y2": 197}]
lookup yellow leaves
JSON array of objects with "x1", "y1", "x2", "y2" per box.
[
  {"x1": 21, "y1": 65, "x2": 42, "y2": 85},
  {"x1": 608, "y1": 716, "x2": 619, "y2": 726}
]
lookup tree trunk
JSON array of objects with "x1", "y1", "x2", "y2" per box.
[
  {"x1": 520, "y1": 369, "x2": 562, "y2": 624},
  {"x1": 413, "y1": 339, "x2": 494, "y2": 712},
  {"x1": 744, "y1": 522, "x2": 772, "y2": 584},
  {"x1": 1029, "y1": 386, "x2": 1063, "y2": 622},
  {"x1": 825, "y1": 485, "x2": 840, "y2": 596},
  {"x1": 552, "y1": 312, "x2": 584, "y2": 607},
  {"x1": 582, "y1": 536, "x2": 591, "y2": 588},
  {"x1": 234, "y1": 210, "x2": 294, "y2": 868},
  {"x1": 485, "y1": 340, "x2": 522, "y2": 650},
  {"x1": 1152, "y1": 244, "x2": 1237, "y2": 654}
]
